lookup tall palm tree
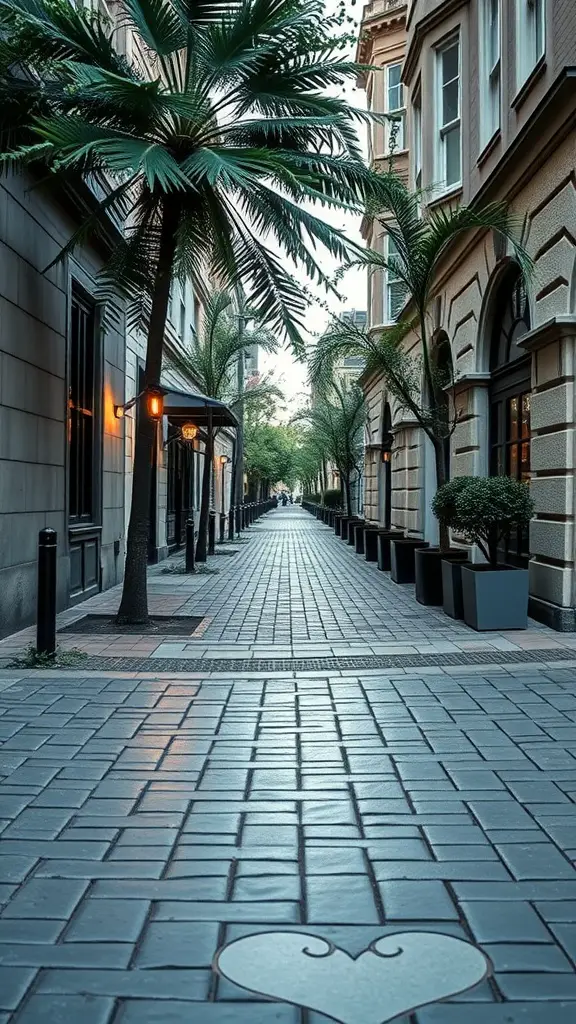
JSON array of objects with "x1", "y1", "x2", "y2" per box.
[
  {"x1": 295, "y1": 383, "x2": 365, "y2": 515},
  {"x1": 166, "y1": 290, "x2": 282, "y2": 560},
  {"x1": 309, "y1": 173, "x2": 532, "y2": 548},
  {"x1": 0, "y1": 0, "x2": 382, "y2": 622}
]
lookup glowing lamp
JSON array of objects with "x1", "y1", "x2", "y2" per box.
[
  {"x1": 147, "y1": 389, "x2": 164, "y2": 420},
  {"x1": 181, "y1": 422, "x2": 198, "y2": 442},
  {"x1": 114, "y1": 405, "x2": 125, "y2": 419},
  {"x1": 218, "y1": 455, "x2": 229, "y2": 466}
]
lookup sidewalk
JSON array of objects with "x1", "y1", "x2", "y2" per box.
[{"x1": 1, "y1": 508, "x2": 576, "y2": 1022}]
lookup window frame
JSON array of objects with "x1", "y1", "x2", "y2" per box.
[
  {"x1": 412, "y1": 86, "x2": 422, "y2": 192},
  {"x1": 434, "y1": 36, "x2": 462, "y2": 194},
  {"x1": 68, "y1": 284, "x2": 101, "y2": 526},
  {"x1": 479, "y1": 0, "x2": 501, "y2": 149},
  {"x1": 383, "y1": 233, "x2": 405, "y2": 325},
  {"x1": 384, "y1": 61, "x2": 406, "y2": 154},
  {"x1": 515, "y1": 0, "x2": 546, "y2": 89}
]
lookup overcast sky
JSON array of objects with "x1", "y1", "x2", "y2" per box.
[{"x1": 260, "y1": 1, "x2": 368, "y2": 420}]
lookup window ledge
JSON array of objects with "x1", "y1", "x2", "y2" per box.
[
  {"x1": 477, "y1": 129, "x2": 501, "y2": 168},
  {"x1": 512, "y1": 57, "x2": 547, "y2": 112},
  {"x1": 427, "y1": 184, "x2": 463, "y2": 209}
]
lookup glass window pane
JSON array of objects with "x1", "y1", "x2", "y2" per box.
[
  {"x1": 509, "y1": 396, "x2": 519, "y2": 440},
  {"x1": 521, "y1": 441, "x2": 530, "y2": 480},
  {"x1": 442, "y1": 80, "x2": 459, "y2": 124},
  {"x1": 388, "y1": 282, "x2": 405, "y2": 321},
  {"x1": 521, "y1": 393, "x2": 530, "y2": 437},
  {"x1": 509, "y1": 443, "x2": 518, "y2": 478},
  {"x1": 444, "y1": 125, "x2": 461, "y2": 185},
  {"x1": 442, "y1": 44, "x2": 459, "y2": 85}
]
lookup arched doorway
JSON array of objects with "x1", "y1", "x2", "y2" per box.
[
  {"x1": 489, "y1": 263, "x2": 531, "y2": 565},
  {"x1": 432, "y1": 333, "x2": 454, "y2": 483}
]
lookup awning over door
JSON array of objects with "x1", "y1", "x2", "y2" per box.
[{"x1": 163, "y1": 389, "x2": 239, "y2": 429}]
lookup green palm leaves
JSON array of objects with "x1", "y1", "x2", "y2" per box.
[{"x1": 0, "y1": 0, "x2": 378, "y2": 347}]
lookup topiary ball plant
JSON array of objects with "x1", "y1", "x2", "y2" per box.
[
  {"x1": 432, "y1": 477, "x2": 473, "y2": 529},
  {"x1": 451, "y1": 476, "x2": 534, "y2": 567},
  {"x1": 322, "y1": 488, "x2": 343, "y2": 508}
]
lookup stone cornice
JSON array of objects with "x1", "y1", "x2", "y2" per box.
[{"x1": 518, "y1": 316, "x2": 576, "y2": 353}]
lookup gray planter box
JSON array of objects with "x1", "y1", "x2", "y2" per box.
[{"x1": 461, "y1": 565, "x2": 529, "y2": 630}]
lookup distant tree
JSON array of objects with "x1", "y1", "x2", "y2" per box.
[
  {"x1": 167, "y1": 292, "x2": 282, "y2": 560},
  {"x1": 295, "y1": 383, "x2": 365, "y2": 514}
]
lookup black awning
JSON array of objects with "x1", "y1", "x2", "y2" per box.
[{"x1": 163, "y1": 388, "x2": 239, "y2": 429}]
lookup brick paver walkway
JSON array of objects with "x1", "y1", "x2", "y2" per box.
[{"x1": 1, "y1": 509, "x2": 576, "y2": 1021}]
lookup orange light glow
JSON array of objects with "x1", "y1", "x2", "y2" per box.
[
  {"x1": 181, "y1": 422, "x2": 198, "y2": 442},
  {"x1": 147, "y1": 392, "x2": 164, "y2": 419}
]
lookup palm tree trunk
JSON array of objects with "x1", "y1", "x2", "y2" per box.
[
  {"x1": 117, "y1": 205, "x2": 179, "y2": 624},
  {"x1": 196, "y1": 428, "x2": 214, "y2": 562},
  {"x1": 433, "y1": 438, "x2": 450, "y2": 552}
]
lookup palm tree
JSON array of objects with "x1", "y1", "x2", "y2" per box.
[
  {"x1": 309, "y1": 173, "x2": 532, "y2": 549},
  {"x1": 295, "y1": 383, "x2": 365, "y2": 515},
  {"x1": 0, "y1": 0, "x2": 383, "y2": 622},
  {"x1": 166, "y1": 290, "x2": 282, "y2": 560}
]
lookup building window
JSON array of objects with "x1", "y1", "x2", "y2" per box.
[
  {"x1": 385, "y1": 63, "x2": 405, "y2": 152},
  {"x1": 69, "y1": 290, "x2": 97, "y2": 523},
  {"x1": 179, "y1": 299, "x2": 186, "y2": 340},
  {"x1": 384, "y1": 234, "x2": 405, "y2": 323},
  {"x1": 435, "y1": 39, "x2": 461, "y2": 191},
  {"x1": 412, "y1": 89, "x2": 422, "y2": 190},
  {"x1": 516, "y1": 0, "x2": 545, "y2": 88},
  {"x1": 480, "y1": 0, "x2": 501, "y2": 147}
]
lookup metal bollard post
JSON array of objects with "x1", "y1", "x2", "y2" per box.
[
  {"x1": 185, "y1": 514, "x2": 195, "y2": 573},
  {"x1": 229, "y1": 507, "x2": 235, "y2": 542},
  {"x1": 236, "y1": 503, "x2": 242, "y2": 536},
  {"x1": 37, "y1": 528, "x2": 57, "y2": 656},
  {"x1": 219, "y1": 512, "x2": 225, "y2": 545},
  {"x1": 208, "y1": 509, "x2": 216, "y2": 555}
]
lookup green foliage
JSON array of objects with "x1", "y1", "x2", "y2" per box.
[
  {"x1": 310, "y1": 173, "x2": 533, "y2": 454},
  {"x1": 0, "y1": 0, "x2": 387, "y2": 348},
  {"x1": 166, "y1": 290, "x2": 282, "y2": 407},
  {"x1": 294, "y1": 381, "x2": 364, "y2": 514},
  {"x1": 431, "y1": 476, "x2": 470, "y2": 526},
  {"x1": 8, "y1": 645, "x2": 87, "y2": 668},
  {"x1": 321, "y1": 488, "x2": 342, "y2": 508},
  {"x1": 244, "y1": 422, "x2": 299, "y2": 492},
  {"x1": 434, "y1": 476, "x2": 534, "y2": 566}
]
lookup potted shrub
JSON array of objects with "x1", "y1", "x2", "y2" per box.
[
  {"x1": 451, "y1": 476, "x2": 534, "y2": 630},
  {"x1": 431, "y1": 477, "x2": 473, "y2": 616}
]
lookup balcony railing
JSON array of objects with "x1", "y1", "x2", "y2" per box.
[{"x1": 363, "y1": 0, "x2": 406, "y2": 17}]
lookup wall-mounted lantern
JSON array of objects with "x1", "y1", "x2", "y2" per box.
[
  {"x1": 181, "y1": 422, "x2": 199, "y2": 442},
  {"x1": 114, "y1": 386, "x2": 167, "y2": 420}
]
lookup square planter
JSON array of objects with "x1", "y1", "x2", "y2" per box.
[
  {"x1": 365, "y1": 528, "x2": 380, "y2": 562},
  {"x1": 390, "y1": 538, "x2": 429, "y2": 583},
  {"x1": 442, "y1": 558, "x2": 472, "y2": 620},
  {"x1": 461, "y1": 564, "x2": 529, "y2": 630},
  {"x1": 359, "y1": 525, "x2": 379, "y2": 557},
  {"x1": 415, "y1": 548, "x2": 468, "y2": 606},
  {"x1": 334, "y1": 515, "x2": 344, "y2": 537},
  {"x1": 348, "y1": 520, "x2": 365, "y2": 546},
  {"x1": 377, "y1": 530, "x2": 405, "y2": 571}
]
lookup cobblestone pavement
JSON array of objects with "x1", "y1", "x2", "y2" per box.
[
  {"x1": 2, "y1": 510, "x2": 576, "y2": 1021},
  {"x1": 1, "y1": 507, "x2": 574, "y2": 662}
]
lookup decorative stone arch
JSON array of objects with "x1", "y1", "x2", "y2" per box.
[{"x1": 476, "y1": 257, "x2": 532, "y2": 373}]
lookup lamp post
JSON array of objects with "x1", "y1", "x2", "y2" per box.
[{"x1": 218, "y1": 455, "x2": 229, "y2": 544}]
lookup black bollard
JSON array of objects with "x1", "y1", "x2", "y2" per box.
[
  {"x1": 37, "y1": 528, "x2": 57, "y2": 656},
  {"x1": 208, "y1": 509, "x2": 216, "y2": 555},
  {"x1": 185, "y1": 514, "x2": 195, "y2": 573},
  {"x1": 219, "y1": 512, "x2": 225, "y2": 545},
  {"x1": 229, "y1": 506, "x2": 235, "y2": 542},
  {"x1": 236, "y1": 503, "x2": 242, "y2": 536}
]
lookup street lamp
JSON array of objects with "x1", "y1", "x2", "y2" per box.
[
  {"x1": 114, "y1": 385, "x2": 167, "y2": 420},
  {"x1": 181, "y1": 422, "x2": 199, "y2": 442}
]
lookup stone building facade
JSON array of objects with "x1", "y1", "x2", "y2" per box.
[
  {"x1": 358, "y1": 0, "x2": 576, "y2": 629},
  {"x1": 0, "y1": 172, "x2": 126, "y2": 638}
]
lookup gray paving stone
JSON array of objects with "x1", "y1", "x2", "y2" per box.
[
  {"x1": 154, "y1": 901, "x2": 300, "y2": 922},
  {"x1": 0, "y1": 943, "x2": 132, "y2": 968},
  {"x1": 416, "y1": 1005, "x2": 576, "y2": 1022},
  {"x1": 495, "y1": 843, "x2": 576, "y2": 880},
  {"x1": 114, "y1": 1003, "x2": 299, "y2": 1023},
  {"x1": 460, "y1": 900, "x2": 551, "y2": 942},
  {"x1": 135, "y1": 922, "x2": 219, "y2": 967},
  {"x1": 380, "y1": 880, "x2": 459, "y2": 920},
  {"x1": 12, "y1": 994, "x2": 115, "y2": 1024},
  {"x1": 0, "y1": 920, "x2": 64, "y2": 944},
  {"x1": 36, "y1": 969, "x2": 211, "y2": 1000},
  {"x1": 0, "y1": 967, "x2": 37, "y2": 1011},
  {"x1": 497, "y1": 974, "x2": 576, "y2": 999},
  {"x1": 2, "y1": 879, "x2": 88, "y2": 919},
  {"x1": 64, "y1": 898, "x2": 150, "y2": 943},
  {"x1": 306, "y1": 873, "x2": 380, "y2": 924}
]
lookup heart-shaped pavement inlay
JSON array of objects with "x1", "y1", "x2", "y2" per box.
[{"x1": 215, "y1": 930, "x2": 490, "y2": 1024}]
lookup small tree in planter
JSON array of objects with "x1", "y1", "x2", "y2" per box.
[{"x1": 439, "y1": 476, "x2": 534, "y2": 630}]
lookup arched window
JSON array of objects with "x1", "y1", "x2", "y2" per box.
[{"x1": 489, "y1": 264, "x2": 531, "y2": 564}]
